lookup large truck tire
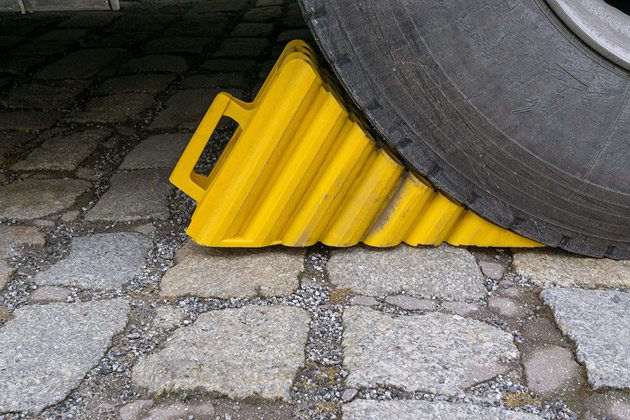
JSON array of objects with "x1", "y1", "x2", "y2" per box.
[{"x1": 298, "y1": 0, "x2": 630, "y2": 259}]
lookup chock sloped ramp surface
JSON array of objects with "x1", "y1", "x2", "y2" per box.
[{"x1": 170, "y1": 41, "x2": 541, "y2": 249}]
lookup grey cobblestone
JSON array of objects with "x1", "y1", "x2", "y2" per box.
[
  {"x1": 120, "y1": 133, "x2": 191, "y2": 170},
  {"x1": 33, "y1": 232, "x2": 152, "y2": 291},
  {"x1": 11, "y1": 129, "x2": 109, "y2": 171},
  {"x1": 122, "y1": 55, "x2": 188, "y2": 73},
  {"x1": 0, "y1": 179, "x2": 90, "y2": 220},
  {"x1": 0, "y1": 225, "x2": 45, "y2": 290},
  {"x1": 201, "y1": 58, "x2": 256, "y2": 72},
  {"x1": 87, "y1": 169, "x2": 172, "y2": 222},
  {"x1": 343, "y1": 306, "x2": 519, "y2": 395},
  {"x1": 58, "y1": 11, "x2": 119, "y2": 28},
  {"x1": 144, "y1": 37, "x2": 213, "y2": 54},
  {"x1": 214, "y1": 37, "x2": 269, "y2": 57},
  {"x1": 343, "y1": 400, "x2": 543, "y2": 420},
  {"x1": 69, "y1": 93, "x2": 155, "y2": 123},
  {"x1": 513, "y1": 249, "x2": 630, "y2": 288},
  {"x1": 542, "y1": 288, "x2": 630, "y2": 389},
  {"x1": 160, "y1": 241, "x2": 303, "y2": 298},
  {"x1": 231, "y1": 22, "x2": 274, "y2": 37},
  {"x1": 149, "y1": 89, "x2": 216, "y2": 130},
  {"x1": 132, "y1": 305, "x2": 309, "y2": 401},
  {"x1": 97, "y1": 74, "x2": 176, "y2": 94},
  {"x1": 328, "y1": 245, "x2": 486, "y2": 301},
  {"x1": 0, "y1": 111, "x2": 61, "y2": 131},
  {"x1": 1, "y1": 80, "x2": 90, "y2": 109},
  {"x1": 34, "y1": 48, "x2": 123, "y2": 80},
  {"x1": 0, "y1": 55, "x2": 48, "y2": 75},
  {"x1": 0, "y1": 299, "x2": 130, "y2": 414}
]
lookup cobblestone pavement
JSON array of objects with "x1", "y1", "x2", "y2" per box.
[{"x1": 1, "y1": 1, "x2": 629, "y2": 419}]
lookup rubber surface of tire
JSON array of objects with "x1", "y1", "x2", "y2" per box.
[{"x1": 299, "y1": 0, "x2": 630, "y2": 258}]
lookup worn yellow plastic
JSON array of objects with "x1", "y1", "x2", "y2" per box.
[{"x1": 170, "y1": 40, "x2": 543, "y2": 249}]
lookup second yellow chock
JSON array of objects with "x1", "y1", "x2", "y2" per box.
[{"x1": 170, "y1": 40, "x2": 543, "y2": 249}]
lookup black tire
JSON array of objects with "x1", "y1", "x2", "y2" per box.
[{"x1": 299, "y1": 0, "x2": 630, "y2": 258}]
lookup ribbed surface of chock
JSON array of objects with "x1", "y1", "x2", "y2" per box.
[{"x1": 169, "y1": 40, "x2": 543, "y2": 249}]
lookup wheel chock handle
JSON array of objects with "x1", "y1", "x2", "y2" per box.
[{"x1": 170, "y1": 92, "x2": 253, "y2": 202}]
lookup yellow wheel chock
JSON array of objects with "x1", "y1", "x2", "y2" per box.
[{"x1": 170, "y1": 40, "x2": 543, "y2": 249}]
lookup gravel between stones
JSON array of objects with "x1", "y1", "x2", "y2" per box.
[{"x1": 0, "y1": 299, "x2": 130, "y2": 414}]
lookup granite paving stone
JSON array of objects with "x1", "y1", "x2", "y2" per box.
[
  {"x1": 0, "y1": 225, "x2": 45, "y2": 289},
  {"x1": 441, "y1": 301, "x2": 481, "y2": 316},
  {"x1": 585, "y1": 391, "x2": 630, "y2": 420},
  {"x1": 343, "y1": 306, "x2": 519, "y2": 395},
  {"x1": 36, "y1": 28, "x2": 87, "y2": 43},
  {"x1": 231, "y1": 22, "x2": 274, "y2": 37},
  {"x1": 0, "y1": 178, "x2": 90, "y2": 220},
  {"x1": 122, "y1": 55, "x2": 188, "y2": 73},
  {"x1": 144, "y1": 37, "x2": 213, "y2": 54},
  {"x1": 180, "y1": 73, "x2": 245, "y2": 89},
  {"x1": 29, "y1": 286, "x2": 73, "y2": 304},
  {"x1": 0, "y1": 260, "x2": 12, "y2": 291},
  {"x1": 214, "y1": 38, "x2": 269, "y2": 57},
  {"x1": 119, "y1": 133, "x2": 191, "y2": 170},
  {"x1": 160, "y1": 241, "x2": 304, "y2": 298},
  {"x1": 149, "y1": 89, "x2": 216, "y2": 130},
  {"x1": 384, "y1": 295, "x2": 437, "y2": 311},
  {"x1": 0, "y1": 111, "x2": 61, "y2": 130},
  {"x1": 243, "y1": 6, "x2": 282, "y2": 22},
  {"x1": 348, "y1": 295, "x2": 379, "y2": 306},
  {"x1": 0, "y1": 299, "x2": 130, "y2": 414},
  {"x1": 343, "y1": 400, "x2": 543, "y2": 420},
  {"x1": 0, "y1": 132, "x2": 35, "y2": 163},
  {"x1": 541, "y1": 288, "x2": 630, "y2": 389},
  {"x1": 0, "y1": 35, "x2": 23, "y2": 50},
  {"x1": 1, "y1": 80, "x2": 90, "y2": 109},
  {"x1": 513, "y1": 249, "x2": 630, "y2": 288},
  {"x1": 86, "y1": 168, "x2": 172, "y2": 221},
  {"x1": 33, "y1": 232, "x2": 152, "y2": 291},
  {"x1": 520, "y1": 317, "x2": 565, "y2": 345},
  {"x1": 97, "y1": 74, "x2": 176, "y2": 94},
  {"x1": 488, "y1": 297, "x2": 522, "y2": 318},
  {"x1": 105, "y1": 15, "x2": 174, "y2": 34},
  {"x1": 132, "y1": 305, "x2": 310, "y2": 400},
  {"x1": 523, "y1": 345, "x2": 583, "y2": 399},
  {"x1": 191, "y1": 0, "x2": 248, "y2": 12},
  {"x1": 256, "y1": 0, "x2": 283, "y2": 5},
  {"x1": 277, "y1": 28, "x2": 314, "y2": 42},
  {"x1": 14, "y1": 41, "x2": 71, "y2": 56},
  {"x1": 200, "y1": 59, "x2": 256, "y2": 72},
  {"x1": 479, "y1": 260, "x2": 507, "y2": 280},
  {"x1": 85, "y1": 32, "x2": 150, "y2": 49},
  {"x1": 120, "y1": 401, "x2": 215, "y2": 420},
  {"x1": 34, "y1": 49, "x2": 123, "y2": 79},
  {"x1": 153, "y1": 305, "x2": 186, "y2": 330},
  {"x1": 164, "y1": 19, "x2": 227, "y2": 37},
  {"x1": 69, "y1": 93, "x2": 155, "y2": 123},
  {"x1": 327, "y1": 245, "x2": 486, "y2": 301},
  {"x1": 0, "y1": 55, "x2": 48, "y2": 75},
  {"x1": 11, "y1": 129, "x2": 110, "y2": 171},
  {"x1": 58, "y1": 11, "x2": 118, "y2": 28}
]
